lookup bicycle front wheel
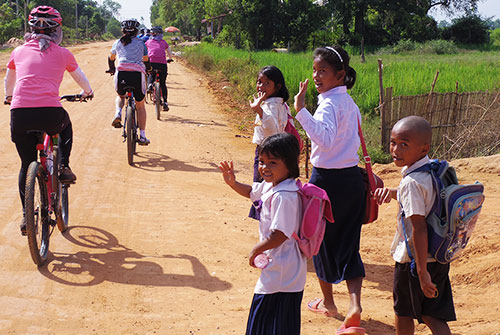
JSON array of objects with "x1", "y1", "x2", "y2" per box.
[
  {"x1": 126, "y1": 105, "x2": 136, "y2": 165},
  {"x1": 154, "y1": 82, "x2": 161, "y2": 120},
  {"x1": 25, "y1": 162, "x2": 50, "y2": 265},
  {"x1": 57, "y1": 184, "x2": 69, "y2": 232}
]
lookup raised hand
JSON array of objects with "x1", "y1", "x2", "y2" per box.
[
  {"x1": 249, "y1": 91, "x2": 266, "y2": 112},
  {"x1": 219, "y1": 160, "x2": 236, "y2": 187},
  {"x1": 294, "y1": 79, "x2": 309, "y2": 112}
]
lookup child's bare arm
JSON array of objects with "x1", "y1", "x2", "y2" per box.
[
  {"x1": 373, "y1": 187, "x2": 397, "y2": 205},
  {"x1": 248, "y1": 230, "x2": 287, "y2": 267},
  {"x1": 249, "y1": 91, "x2": 267, "y2": 118},
  {"x1": 219, "y1": 161, "x2": 251, "y2": 198},
  {"x1": 410, "y1": 215, "x2": 438, "y2": 299}
]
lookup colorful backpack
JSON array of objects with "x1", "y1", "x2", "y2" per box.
[
  {"x1": 402, "y1": 160, "x2": 485, "y2": 266},
  {"x1": 291, "y1": 180, "x2": 334, "y2": 259}
]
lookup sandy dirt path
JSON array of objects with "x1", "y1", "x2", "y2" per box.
[{"x1": 0, "y1": 41, "x2": 499, "y2": 334}]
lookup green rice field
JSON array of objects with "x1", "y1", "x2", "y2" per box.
[{"x1": 183, "y1": 43, "x2": 500, "y2": 115}]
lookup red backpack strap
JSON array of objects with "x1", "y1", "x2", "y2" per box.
[{"x1": 357, "y1": 117, "x2": 377, "y2": 193}]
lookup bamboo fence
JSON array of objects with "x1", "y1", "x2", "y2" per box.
[{"x1": 380, "y1": 90, "x2": 500, "y2": 160}]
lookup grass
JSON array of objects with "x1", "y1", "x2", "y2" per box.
[{"x1": 180, "y1": 43, "x2": 500, "y2": 163}]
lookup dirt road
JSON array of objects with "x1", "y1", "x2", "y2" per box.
[{"x1": 0, "y1": 41, "x2": 499, "y2": 334}]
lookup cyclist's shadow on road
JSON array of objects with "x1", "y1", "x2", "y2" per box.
[
  {"x1": 131, "y1": 152, "x2": 220, "y2": 173},
  {"x1": 38, "y1": 226, "x2": 231, "y2": 292}
]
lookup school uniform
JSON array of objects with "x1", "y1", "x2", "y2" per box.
[
  {"x1": 246, "y1": 178, "x2": 307, "y2": 335},
  {"x1": 295, "y1": 85, "x2": 366, "y2": 283},
  {"x1": 249, "y1": 97, "x2": 289, "y2": 220},
  {"x1": 393, "y1": 156, "x2": 456, "y2": 323}
]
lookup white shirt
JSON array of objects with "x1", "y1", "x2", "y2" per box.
[
  {"x1": 295, "y1": 86, "x2": 361, "y2": 168},
  {"x1": 391, "y1": 156, "x2": 436, "y2": 263},
  {"x1": 250, "y1": 178, "x2": 307, "y2": 294},
  {"x1": 252, "y1": 97, "x2": 289, "y2": 145}
]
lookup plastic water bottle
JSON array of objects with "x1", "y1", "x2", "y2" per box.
[{"x1": 254, "y1": 254, "x2": 271, "y2": 269}]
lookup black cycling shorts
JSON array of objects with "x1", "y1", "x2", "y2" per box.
[{"x1": 115, "y1": 71, "x2": 146, "y2": 102}]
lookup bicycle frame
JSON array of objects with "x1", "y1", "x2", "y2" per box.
[{"x1": 37, "y1": 134, "x2": 58, "y2": 215}]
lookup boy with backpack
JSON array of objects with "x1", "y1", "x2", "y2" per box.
[{"x1": 374, "y1": 116, "x2": 456, "y2": 335}]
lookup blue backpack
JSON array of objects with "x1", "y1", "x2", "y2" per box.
[{"x1": 402, "y1": 160, "x2": 485, "y2": 268}]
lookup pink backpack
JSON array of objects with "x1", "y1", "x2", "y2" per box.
[{"x1": 292, "y1": 180, "x2": 334, "y2": 258}]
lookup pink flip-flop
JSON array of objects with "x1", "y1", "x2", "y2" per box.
[
  {"x1": 307, "y1": 298, "x2": 337, "y2": 317},
  {"x1": 336, "y1": 324, "x2": 366, "y2": 335}
]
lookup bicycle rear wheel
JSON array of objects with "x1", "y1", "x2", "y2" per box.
[
  {"x1": 126, "y1": 105, "x2": 136, "y2": 165},
  {"x1": 25, "y1": 162, "x2": 50, "y2": 265},
  {"x1": 154, "y1": 82, "x2": 161, "y2": 120}
]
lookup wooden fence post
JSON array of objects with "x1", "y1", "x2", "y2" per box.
[
  {"x1": 378, "y1": 59, "x2": 385, "y2": 150},
  {"x1": 425, "y1": 71, "x2": 439, "y2": 116}
]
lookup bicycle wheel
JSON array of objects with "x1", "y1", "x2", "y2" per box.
[
  {"x1": 60, "y1": 185, "x2": 69, "y2": 231},
  {"x1": 126, "y1": 105, "x2": 135, "y2": 165},
  {"x1": 52, "y1": 146, "x2": 67, "y2": 232},
  {"x1": 25, "y1": 162, "x2": 50, "y2": 265},
  {"x1": 154, "y1": 82, "x2": 161, "y2": 120}
]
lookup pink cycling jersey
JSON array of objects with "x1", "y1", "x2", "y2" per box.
[
  {"x1": 145, "y1": 39, "x2": 169, "y2": 64},
  {"x1": 7, "y1": 39, "x2": 79, "y2": 109}
]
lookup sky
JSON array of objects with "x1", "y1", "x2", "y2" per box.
[
  {"x1": 109, "y1": 0, "x2": 500, "y2": 29},
  {"x1": 429, "y1": 0, "x2": 500, "y2": 22}
]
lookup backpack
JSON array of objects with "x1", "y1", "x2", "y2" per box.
[
  {"x1": 402, "y1": 159, "x2": 485, "y2": 267},
  {"x1": 284, "y1": 103, "x2": 304, "y2": 151},
  {"x1": 291, "y1": 180, "x2": 334, "y2": 259}
]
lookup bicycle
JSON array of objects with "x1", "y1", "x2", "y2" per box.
[
  {"x1": 106, "y1": 70, "x2": 140, "y2": 166},
  {"x1": 146, "y1": 59, "x2": 173, "y2": 120},
  {"x1": 123, "y1": 86, "x2": 139, "y2": 166},
  {"x1": 23, "y1": 94, "x2": 92, "y2": 265}
]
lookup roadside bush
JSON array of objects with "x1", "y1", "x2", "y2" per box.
[
  {"x1": 491, "y1": 28, "x2": 500, "y2": 47},
  {"x1": 202, "y1": 35, "x2": 213, "y2": 43},
  {"x1": 421, "y1": 39, "x2": 457, "y2": 54},
  {"x1": 442, "y1": 15, "x2": 489, "y2": 44}
]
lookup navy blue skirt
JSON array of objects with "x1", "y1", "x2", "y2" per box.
[
  {"x1": 246, "y1": 291, "x2": 303, "y2": 335},
  {"x1": 310, "y1": 166, "x2": 366, "y2": 283}
]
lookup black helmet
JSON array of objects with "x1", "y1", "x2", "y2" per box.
[
  {"x1": 121, "y1": 19, "x2": 140, "y2": 32},
  {"x1": 151, "y1": 26, "x2": 162, "y2": 35}
]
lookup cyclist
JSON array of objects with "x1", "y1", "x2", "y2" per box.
[
  {"x1": 140, "y1": 29, "x2": 151, "y2": 42},
  {"x1": 145, "y1": 26, "x2": 173, "y2": 111},
  {"x1": 107, "y1": 18, "x2": 152, "y2": 145},
  {"x1": 3, "y1": 6, "x2": 93, "y2": 235},
  {"x1": 138, "y1": 28, "x2": 145, "y2": 39}
]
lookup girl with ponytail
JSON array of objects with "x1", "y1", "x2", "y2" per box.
[{"x1": 293, "y1": 46, "x2": 367, "y2": 335}]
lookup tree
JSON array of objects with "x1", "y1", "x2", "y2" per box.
[
  {"x1": 0, "y1": 3, "x2": 22, "y2": 43},
  {"x1": 442, "y1": 15, "x2": 489, "y2": 44}
]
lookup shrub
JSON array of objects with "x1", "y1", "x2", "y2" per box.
[
  {"x1": 421, "y1": 39, "x2": 457, "y2": 54},
  {"x1": 491, "y1": 28, "x2": 500, "y2": 47},
  {"x1": 202, "y1": 35, "x2": 213, "y2": 43}
]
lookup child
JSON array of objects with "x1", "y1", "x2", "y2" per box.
[
  {"x1": 249, "y1": 66, "x2": 290, "y2": 220},
  {"x1": 219, "y1": 133, "x2": 307, "y2": 335},
  {"x1": 374, "y1": 116, "x2": 455, "y2": 335},
  {"x1": 294, "y1": 46, "x2": 366, "y2": 335}
]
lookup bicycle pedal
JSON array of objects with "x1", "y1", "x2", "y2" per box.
[{"x1": 48, "y1": 219, "x2": 57, "y2": 227}]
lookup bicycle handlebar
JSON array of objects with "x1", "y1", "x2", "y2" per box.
[{"x1": 60, "y1": 94, "x2": 93, "y2": 102}]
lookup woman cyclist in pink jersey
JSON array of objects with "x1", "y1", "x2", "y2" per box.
[
  {"x1": 145, "y1": 26, "x2": 173, "y2": 111},
  {"x1": 107, "y1": 18, "x2": 152, "y2": 145},
  {"x1": 3, "y1": 6, "x2": 93, "y2": 235}
]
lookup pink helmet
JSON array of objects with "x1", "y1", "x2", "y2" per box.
[{"x1": 29, "y1": 6, "x2": 62, "y2": 30}]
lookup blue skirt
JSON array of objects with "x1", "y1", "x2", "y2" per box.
[
  {"x1": 310, "y1": 166, "x2": 366, "y2": 283},
  {"x1": 246, "y1": 291, "x2": 303, "y2": 335}
]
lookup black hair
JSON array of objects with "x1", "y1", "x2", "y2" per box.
[
  {"x1": 313, "y1": 46, "x2": 356, "y2": 89},
  {"x1": 258, "y1": 133, "x2": 300, "y2": 179},
  {"x1": 120, "y1": 30, "x2": 137, "y2": 46},
  {"x1": 258, "y1": 65, "x2": 289, "y2": 102}
]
